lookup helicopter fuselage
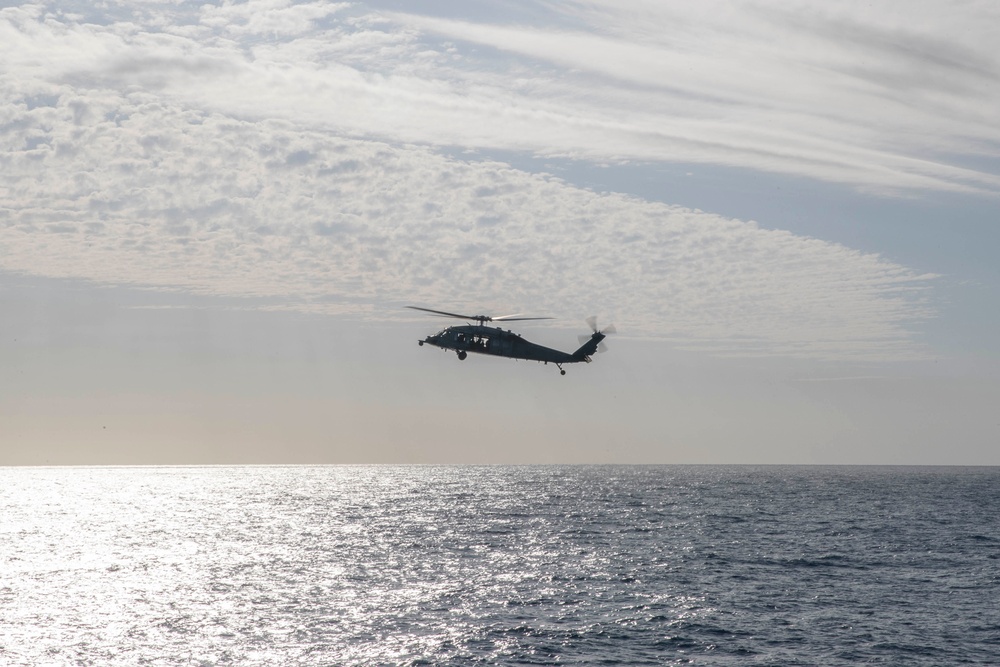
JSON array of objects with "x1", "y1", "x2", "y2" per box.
[{"x1": 419, "y1": 324, "x2": 602, "y2": 371}]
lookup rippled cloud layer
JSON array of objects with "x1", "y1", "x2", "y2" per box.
[{"x1": 0, "y1": 1, "x2": 956, "y2": 359}]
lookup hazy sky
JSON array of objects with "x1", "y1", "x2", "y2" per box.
[{"x1": 2, "y1": 0, "x2": 998, "y2": 465}]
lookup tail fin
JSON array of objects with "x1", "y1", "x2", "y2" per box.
[{"x1": 572, "y1": 331, "x2": 606, "y2": 362}]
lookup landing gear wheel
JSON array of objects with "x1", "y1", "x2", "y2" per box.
[
  {"x1": 457, "y1": 351, "x2": 467, "y2": 360},
  {"x1": 560, "y1": 369, "x2": 566, "y2": 375}
]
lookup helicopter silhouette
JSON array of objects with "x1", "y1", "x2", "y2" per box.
[{"x1": 408, "y1": 306, "x2": 615, "y2": 375}]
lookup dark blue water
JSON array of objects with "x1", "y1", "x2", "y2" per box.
[{"x1": 2, "y1": 465, "x2": 998, "y2": 665}]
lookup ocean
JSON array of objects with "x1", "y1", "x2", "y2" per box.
[{"x1": 2, "y1": 465, "x2": 998, "y2": 665}]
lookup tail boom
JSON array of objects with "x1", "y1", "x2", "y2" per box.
[{"x1": 571, "y1": 331, "x2": 606, "y2": 362}]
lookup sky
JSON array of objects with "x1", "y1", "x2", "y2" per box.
[{"x1": 2, "y1": 0, "x2": 998, "y2": 465}]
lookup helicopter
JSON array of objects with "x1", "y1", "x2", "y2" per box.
[{"x1": 407, "y1": 306, "x2": 615, "y2": 375}]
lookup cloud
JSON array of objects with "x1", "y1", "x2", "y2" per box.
[
  {"x1": 199, "y1": 0, "x2": 349, "y2": 37},
  {"x1": 1, "y1": 78, "x2": 933, "y2": 359},
  {"x1": 4, "y1": 1, "x2": 997, "y2": 195},
  {"x1": 0, "y1": 1, "x2": 953, "y2": 359},
  {"x1": 386, "y1": 1, "x2": 1000, "y2": 194}
]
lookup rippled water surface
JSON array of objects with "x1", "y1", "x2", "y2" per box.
[{"x1": 2, "y1": 465, "x2": 998, "y2": 665}]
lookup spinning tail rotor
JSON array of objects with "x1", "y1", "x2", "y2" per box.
[
  {"x1": 579, "y1": 315, "x2": 618, "y2": 356},
  {"x1": 575, "y1": 316, "x2": 616, "y2": 358},
  {"x1": 586, "y1": 316, "x2": 616, "y2": 336}
]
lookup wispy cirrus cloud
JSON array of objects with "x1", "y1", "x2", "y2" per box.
[
  {"x1": 384, "y1": 0, "x2": 1000, "y2": 194},
  {"x1": 4, "y1": 1, "x2": 997, "y2": 194}
]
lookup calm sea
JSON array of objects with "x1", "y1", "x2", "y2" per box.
[{"x1": 2, "y1": 465, "x2": 998, "y2": 665}]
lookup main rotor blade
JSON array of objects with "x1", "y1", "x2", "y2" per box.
[
  {"x1": 407, "y1": 306, "x2": 554, "y2": 323},
  {"x1": 406, "y1": 306, "x2": 481, "y2": 320},
  {"x1": 493, "y1": 315, "x2": 555, "y2": 322}
]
